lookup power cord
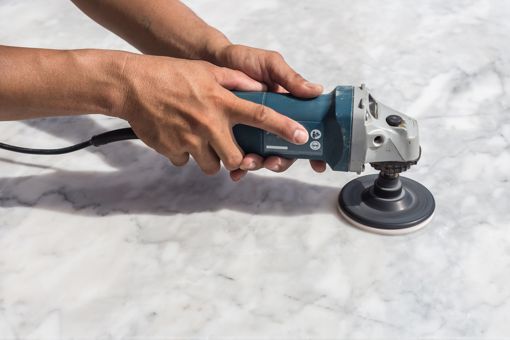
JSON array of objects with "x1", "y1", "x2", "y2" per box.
[{"x1": 0, "y1": 128, "x2": 138, "y2": 155}]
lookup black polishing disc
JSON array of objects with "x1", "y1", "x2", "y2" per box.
[{"x1": 338, "y1": 174, "x2": 435, "y2": 235}]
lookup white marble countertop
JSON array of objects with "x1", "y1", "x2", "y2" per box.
[{"x1": 1, "y1": 0, "x2": 509, "y2": 338}]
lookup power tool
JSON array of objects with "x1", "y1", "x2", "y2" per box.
[{"x1": 0, "y1": 84, "x2": 435, "y2": 235}]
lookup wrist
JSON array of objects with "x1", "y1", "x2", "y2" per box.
[
  {"x1": 199, "y1": 28, "x2": 232, "y2": 65},
  {"x1": 81, "y1": 50, "x2": 133, "y2": 120}
]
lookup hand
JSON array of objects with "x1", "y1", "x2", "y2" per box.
[
  {"x1": 115, "y1": 54, "x2": 311, "y2": 176},
  {"x1": 215, "y1": 44, "x2": 328, "y2": 181}
]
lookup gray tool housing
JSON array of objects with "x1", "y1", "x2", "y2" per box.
[{"x1": 349, "y1": 84, "x2": 420, "y2": 173}]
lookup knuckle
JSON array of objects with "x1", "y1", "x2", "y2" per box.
[
  {"x1": 183, "y1": 135, "x2": 202, "y2": 152},
  {"x1": 285, "y1": 117, "x2": 297, "y2": 130},
  {"x1": 150, "y1": 143, "x2": 166, "y2": 156},
  {"x1": 223, "y1": 153, "x2": 243, "y2": 170},
  {"x1": 169, "y1": 159, "x2": 182, "y2": 166},
  {"x1": 292, "y1": 72, "x2": 304, "y2": 81},
  {"x1": 183, "y1": 111, "x2": 204, "y2": 132},
  {"x1": 269, "y1": 50, "x2": 283, "y2": 60},
  {"x1": 281, "y1": 119, "x2": 297, "y2": 137},
  {"x1": 252, "y1": 104, "x2": 269, "y2": 124},
  {"x1": 170, "y1": 155, "x2": 189, "y2": 167},
  {"x1": 195, "y1": 60, "x2": 210, "y2": 70},
  {"x1": 203, "y1": 162, "x2": 221, "y2": 175},
  {"x1": 202, "y1": 122, "x2": 217, "y2": 139},
  {"x1": 219, "y1": 66, "x2": 232, "y2": 75},
  {"x1": 208, "y1": 89, "x2": 227, "y2": 109},
  {"x1": 153, "y1": 143, "x2": 176, "y2": 159}
]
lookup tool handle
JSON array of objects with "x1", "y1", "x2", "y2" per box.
[
  {"x1": 232, "y1": 91, "x2": 335, "y2": 160},
  {"x1": 91, "y1": 89, "x2": 352, "y2": 172}
]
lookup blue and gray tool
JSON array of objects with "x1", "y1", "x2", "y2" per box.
[
  {"x1": 0, "y1": 84, "x2": 435, "y2": 235},
  {"x1": 232, "y1": 84, "x2": 435, "y2": 235}
]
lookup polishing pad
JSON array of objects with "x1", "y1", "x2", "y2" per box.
[{"x1": 337, "y1": 174, "x2": 435, "y2": 235}]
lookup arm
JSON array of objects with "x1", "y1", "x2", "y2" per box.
[
  {"x1": 71, "y1": 0, "x2": 326, "y2": 176},
  {"x1": 70, "y1": 0, "x2": 229, "y2": 62},
  {"x1": 0, "y1": 45, "x2": 123, "y2": 121},
  {"x1": 0, "y1": 45, "x2": 309, "y2": 176},
  {"x1": 71, "y1": 0, "x2": 321, "y2": 96}
]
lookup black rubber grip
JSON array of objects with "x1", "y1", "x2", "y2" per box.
[{"x1": 90, "y1": 128, "x2": 138, "y2": 147}]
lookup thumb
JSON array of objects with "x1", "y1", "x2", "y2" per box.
[
  {"x1": 265, "y1": 52, "x2": 323, "y2": 98},
  {"x1": 215, "y1": 67, "x2": 267, "y2": 92}
]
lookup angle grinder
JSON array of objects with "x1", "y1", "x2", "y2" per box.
[
  {"x1": 0, "y1": 84, "x2": 435, "y2": 235},
  {"x1": 232, "y1": 85, "x2": 435, "y2": 235}
]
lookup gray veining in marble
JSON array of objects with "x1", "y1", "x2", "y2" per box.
[{"x1": 1, "y1": 0, "x2": 510, "y2": 338}]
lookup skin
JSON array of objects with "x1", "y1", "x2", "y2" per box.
[{"x1": 0, "y1": 0, "x2": 327, "y2": 180}]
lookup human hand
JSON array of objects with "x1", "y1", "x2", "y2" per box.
[
  {"x1": 115, "y1": 54, "x2": 311, "y2": 177},
  {"x1": 214, "y1": 44, "x2": 327, "y2": 180}
]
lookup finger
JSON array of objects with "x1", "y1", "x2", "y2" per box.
[
  {"x1": 209, "y1": 129, "x2": 244, "y2": 171},
  {"x1": 266, "y1": 82, "x2": 288, "y2": 94},
  {"x1": 265, "y1": 52, "x2": 323, "y2": 98},
  {"x1": 228, "y1": 96, "x2": 309, "y2": 145},
  {"x1": 310, "y1": 160, "x2": 327, "y2": 173},
  {"x1": 215, "y1": 67, "x2": 268, "y2": 92},
  {"x1": 264, "y1": 156, "x2": 296, "y2": 172},
  {"x1": 273, "y1": 84, "x2": 288, "y2": 94},
  {"x1": 230, "y1": 169, "x2": 247, "y2": 182},
  {"x1": 239, "y1": 153, "x2": 264, "y2": 171},
  {"x1": 168, "y1": 152, "x2": 190, "y2": 167},
  {"x1": 191, "y1": 144, "x2": 221, "y2": 175}
]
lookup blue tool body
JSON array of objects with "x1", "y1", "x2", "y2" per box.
[{"x1": 233, "y1": 86, "x2": 354, "y2": 171}]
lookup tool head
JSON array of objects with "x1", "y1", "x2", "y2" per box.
[
  {"x1": 340, "y1": 85, "x2": 435, "y2": 235},
  {"x1": 348, "y1": 84, "x2": 420, "y2": 174}
]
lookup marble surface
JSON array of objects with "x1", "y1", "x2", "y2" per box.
[{"x1": 1, "y1": 0, "x2": 509, "y2": 338}]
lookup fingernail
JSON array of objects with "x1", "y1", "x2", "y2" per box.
[
  {"x1": 305, "y1": 82, "x2": 323, "y2": 91},
  {"x1": 293, "y1": 129, "x2": 309, "y2": 144},
  {"x1": 240, "y1": 161, "x2": 256, "y2": 171},
  {"x1": 231, "y1": 171, "x2": 246, "y2": 182},
  {"x1": 268, "y1": 164, "x2": 280, "y2": 172}
]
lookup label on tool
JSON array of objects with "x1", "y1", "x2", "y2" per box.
[{"x1": 263, "y1": 122, "x2": 324, "y2": 157}]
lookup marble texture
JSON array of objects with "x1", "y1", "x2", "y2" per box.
[{"x1": 0, "y1": 0, "x2": 510, "y2": 338}]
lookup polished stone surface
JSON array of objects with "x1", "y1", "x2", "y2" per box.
[{"x1": 1, "y1": 0, "x2": 509, "y2": 338}]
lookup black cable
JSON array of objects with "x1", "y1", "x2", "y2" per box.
[
  {"x1": 0, "y1": 128, "x2": 138, "y2": 155},
  {"x1": 0, "y1": 140, "x2": 92, "y2": 155}
]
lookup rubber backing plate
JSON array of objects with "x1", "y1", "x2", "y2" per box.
[{"x1": 337, "y1": 174, "x2": 435, "y2": 235}]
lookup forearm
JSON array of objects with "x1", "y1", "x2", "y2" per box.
[
  {"x1": 71, "y1": 0, "x2": 231, "y2": 62},
  {"x1": 0, "y1": 45, "x2": 125, "y2": 121}
]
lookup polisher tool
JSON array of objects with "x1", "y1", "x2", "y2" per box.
[
  {"x1": 232, "y1": 85, "x2": 435, "y2": 235},
  {"x1": 0, "y1": 84, "x2": 435, "y2": 235}
]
